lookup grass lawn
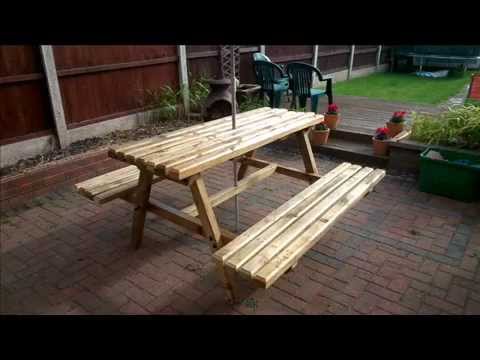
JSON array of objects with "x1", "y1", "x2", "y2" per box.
[{"x1": 330, "y1": 72, "x2": 474, "y2": 105}]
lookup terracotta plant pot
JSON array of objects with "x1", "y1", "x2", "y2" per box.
[
  {"x1": 310, "y1": 127, "x2": 330, "y2": 146},
  {"x1": 372, "y1": 137, "x2": 389, "y2": 156},
  {"x1": 386, "y1": 121, "x2": 404, "y2": 138},
  {"x1": 324, "y1": 113, "x2": 340, "y2": 129}
]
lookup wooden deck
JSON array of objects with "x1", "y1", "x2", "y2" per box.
[{"x1": 315, "y1": 95, "x2": 440, "y2": 135}]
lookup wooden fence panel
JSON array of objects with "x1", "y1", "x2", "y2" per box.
[
  {"x1": 0, "y1": 46, "x2": 54, "y2": 144},
  {"x1": 52, "y1": 45, "x2": 179, "y2": 128}
]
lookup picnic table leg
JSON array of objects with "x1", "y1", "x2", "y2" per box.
[
  {"x1": 131, "y1": 169, "x2": 153, "y2": 249},
  {"x1": 237, "y1": 150, "x2": 256, "y2": 180},
  {"x1": 296, "y1": 129, "x2": 319, "y2": 184},
  {"x1": 189, "y1": 174, "x2": 237, "y2": 303}
]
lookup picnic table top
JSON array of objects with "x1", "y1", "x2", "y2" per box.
[{"x1": 108, "y1": 107, "x2": 323, "y2": 181}]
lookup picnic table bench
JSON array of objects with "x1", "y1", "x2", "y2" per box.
[{"x1": 75, "y1": 107, "x2": 385, "y2": 303}]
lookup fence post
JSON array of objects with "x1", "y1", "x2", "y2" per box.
[
  {"x1": 260, "y1": 45, "x2": 266, "y2": 54},
  {"x1": 40, "y1": 45, "x2": 69, "y2": 149},
  {"x1": 376, "y1": 45, "x2": 383, "y2": 69},
  {"x1": 177, "y1": 45, "x2": 190, "y2": 115},
  {"x1": 347, "y1": 45, "x2": 355, "y2": 80},
  {"x1": 312, "y1": 45, "x2": 319, "y2": 67}
]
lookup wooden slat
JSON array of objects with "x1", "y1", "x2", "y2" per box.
[
  {"x1": 238, "y1": 157, "x2": 322, "y2": 182},
  {"x1": 75, "y1": 165, "x2": 138, "y2": 191},
  {"x1": 142, "y1": 111, "x2": 301, "y2": 171},
  {"x1": 238, "y1": 167, "x2": 374, "y2": 278},
  {"x1": 213, "y1": 162, "x2": 353, "y2": 264},
  {"x1": 156, "y1": 112, "x2": 309, "y2": 174},
  {"x1": 123, "y1": 109, "x2": 284, "y2": 162},
  {"x1": 169, "y1": 114, "x2": 323, "y2": 180},
  {"x1": 225, "y1": 165, "x2": 364, "y2": 273},
  {"x1": 255, "y1": 169, "x2": 386, "y2": 287},
  {"x1": 182, "y1": 163, "x2": 277, "y2": 217},
  {"x1": 109, "y1": 107, "x2": 272, "y2": 158}
]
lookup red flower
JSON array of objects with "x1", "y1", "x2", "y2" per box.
[
  {"x1": 392, "y1": 111, "x2": 407, "y2": 119},
  {"x1": 327, "y1": 103, "x2": 338, "y2": 114},
  {"x1": 376, "y1": 127, "x2": 389, "y2": 135}
]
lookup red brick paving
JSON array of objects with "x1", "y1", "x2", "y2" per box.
[{"x1": 1, "y1": 145, "x2": 480, "y2": 315}]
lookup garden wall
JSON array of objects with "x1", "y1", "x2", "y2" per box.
[{"x1": 0, "y1": 45, "x2": 391, "y2": 167}]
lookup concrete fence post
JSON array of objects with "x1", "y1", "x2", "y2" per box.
[
  {"x1": 376, "y1": 45, "x2": 383, "y2": 69},
  {"x1": 177, "y1": 45, "x2": 190, "y2": 115},
  {"x1": 347, "y1": 45, "x2": 355, "y2": 80},
  {"x1": 40, "y1": 45, "x2": 70, "y2": 149},
  {"x1": 313, "y1": 45, "x2": 319, "y2": 67}
]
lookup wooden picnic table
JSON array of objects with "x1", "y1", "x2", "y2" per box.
[
  {"x1": 77, "y1": 106, "x2": 386, "y2": 302},
  {"x1": 107, "y1": 107, "x2": 323, "y2": 251}
]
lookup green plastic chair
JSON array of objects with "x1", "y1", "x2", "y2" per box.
[
  {"x1": 285, "y1": 62, "x2": 333, "y2": 113},
  {"x1": 253, "y1": 60, "x2": 289, "y2": 108},
  {"x1": 253, "y1": 53, "x2": 290, "y2": 91}
]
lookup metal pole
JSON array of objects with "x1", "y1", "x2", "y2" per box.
[{"x1": 231, "y1": 46, "x2": 240, "y2": 232}]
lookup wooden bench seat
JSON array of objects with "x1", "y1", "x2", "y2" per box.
[
  {"x1": 213, "y1": 162, "x2": 385, "y2": 289},
  {"x1": 74, "y1": 165, "x2": 162, "y2": 204}
]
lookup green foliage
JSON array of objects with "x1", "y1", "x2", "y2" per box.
[
  {"x1": 410, "y1": 105, "x2": 480, "y2": 149},
  {"x1": 315, "y1": 122, "x2": 329, "y2": 131},
  {"x1": 142, "y1": 76, "x2": 210, "y2": 123},
  {"x1": 239, "y1": 95, "x2": 264, "y2": 113},
  {"x1": 188, "y1": 76, "x2": 210, "y2": 113}
]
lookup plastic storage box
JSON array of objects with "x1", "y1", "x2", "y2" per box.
[{"x1": 419, "y1": 147, "x2": 480, "y2": 202}]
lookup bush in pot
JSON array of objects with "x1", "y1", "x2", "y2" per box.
[
  {"x1": 372, "y1": 127, "x2": 390, "y2": 156},
  {"x1": 324, "y1": 103, "x2": 340, "y2": 129},
  {"x1": 387, "y1": 111, "x2": 407, "y2": 138},
  {"x1": 310, "y1": 122, "x2": 330, "y2": 146}
]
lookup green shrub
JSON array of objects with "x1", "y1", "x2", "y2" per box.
[{"x1": 410, "y1": 105, "x2": 480, "y2": 149}]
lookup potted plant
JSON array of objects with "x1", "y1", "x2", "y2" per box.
[
  {"x1": 309, "y1": 122, "x2": 330, "y2": 146},
  {"x1": 324, "y1": 103, "x2": 340, "y2": 129},
  {"x1": 372, "y1": 127, "x2": 389, "y2": 156},
  {"x1": 387, "y1": 111, "x2": 407, "y2": 138}
]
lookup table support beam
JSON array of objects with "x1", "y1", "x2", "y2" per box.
[
  {"x1": 131, "y1": 169, "x2": 153, "y2": 249},
  {"x1": 295, "y1": 129, "x2": 319, "y2": 184},
  {"x1": 239, "y1": 157, "x2": 321, "y2": 183}
]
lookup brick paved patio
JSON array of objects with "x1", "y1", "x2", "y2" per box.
[{"x1": 1, "y1": 145, "x2": 480, "y2": 315}]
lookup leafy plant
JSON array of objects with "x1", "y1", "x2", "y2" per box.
[
  {"x1": 188, "y1": 76, "x2": 210, "y2": 114},
  {"x1": 315, "y1": 122, "x2": 329, "y2": 131},
  {"x1": 239, "y1": 95, "x2": 264, "y2": 113},
  {"x1": 374, "y1": 127, "x2": 389, "y2": 140},
  {"x1": 390, "y1": 111, "x2": 407, "y2": 123},
  {"x1": 410, "y1": 105, "x2": 480, "y2": 149}
]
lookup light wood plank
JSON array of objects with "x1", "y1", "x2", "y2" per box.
[
  {"x1": 255, "y1": 169, "x2": 386, "y2": 287},
  {"x1": 213, "y1": 162, "x2": 353, "y2": 264},
  {"x1": 169, "y1": 113, "x2": 323, "y2": 180},
  {"x1": 108, "y1": 107, "x2": 272, "y2": 158},
  {"x1": 225, "y1": 165, "x2": 363, "y2": 272},
  {"x1": 146, "y1": 111, "x2": 307, "y2": 172},
  {"x1": 123, "y1": 109, "x2": 285, "y2": 162},
  {"x1": 237, "y1": 150, "x2": 256, "y2": 180},
  {"x1": 238, "y1": 167, "x2": 374, "y2": 278},
  {"x1": 239, "y1": 157, "x2": 322, "y2": 182},
  {"x1": 189, "y1": 174, "x2": 222, "y2": 248},
  {"x1": 131, "y1": 169, "x2": 153, "y2": 249},
  {"x1": 296, "y1": 129, "x2": 319, "y2": 183},
  {"x1": 124, "y1": 197, "x2": 236, "y2": 244},
  {"x1": 182, "y1": 163, "x2": 277, "y2": 217}
]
